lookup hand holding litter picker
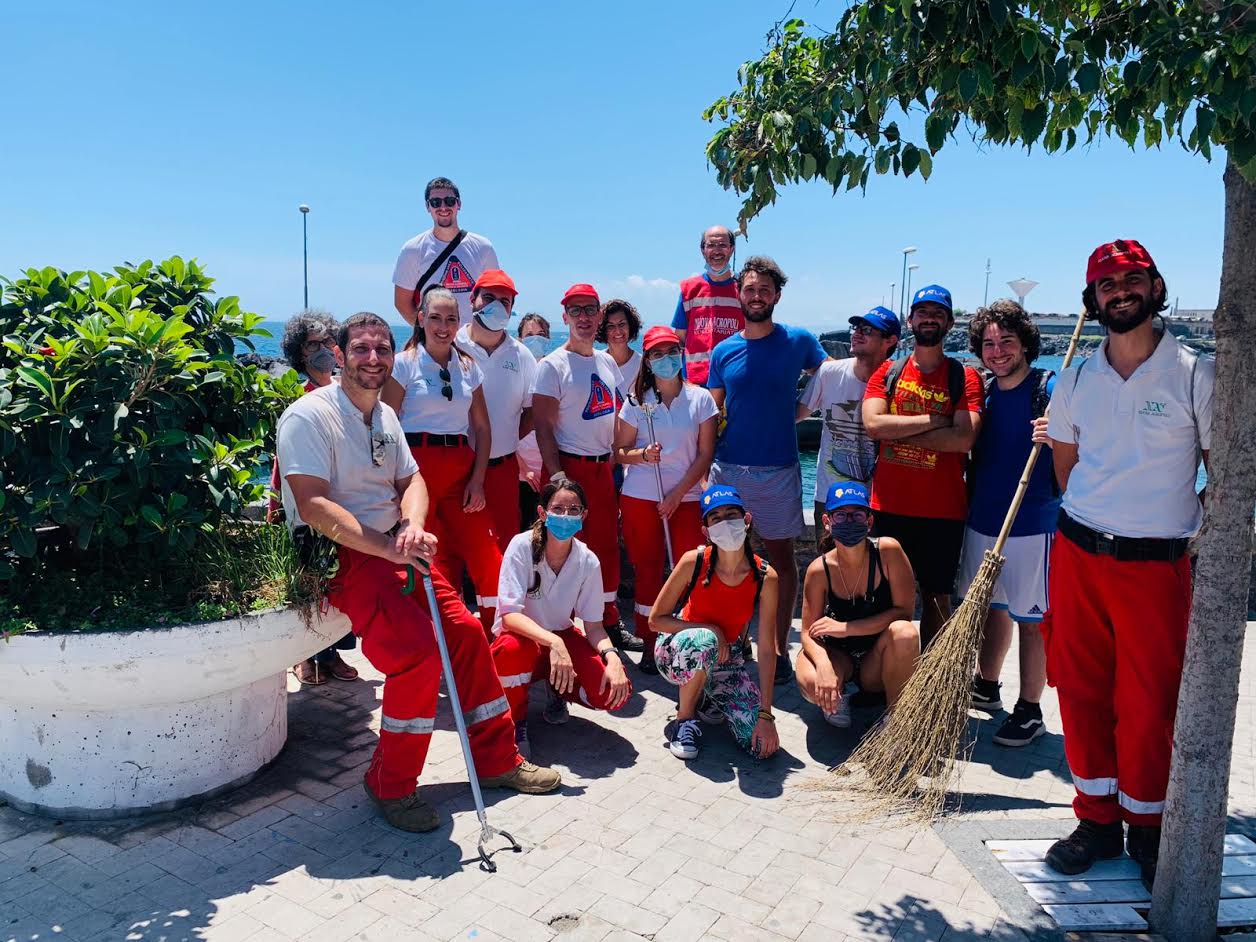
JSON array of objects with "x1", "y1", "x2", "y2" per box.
[
  {"x1": 402, "y1": 560, "x2": 521, "y2": 871},
  {"x1": 639, "y1": 400, "x2": 675, "y2": 573},
  {"x1": 825, "y1": 308, "x2": 1089, "y2": 824}
]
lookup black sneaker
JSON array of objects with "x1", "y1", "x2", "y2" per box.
[
  {"x1": 1127, "y1": 825, "x2": 1161, "y2": 889},
  {"x1": 971, "y1": 676, "x2": 1003, "y2": 712},
  {"x1": 774, "y1": 652, "x2": 793, "y2": 684},
  {"x1": 993, "y1": 700, "x2": 1046, "y2": 747},
  {"x1": 1045, "y1": 819, "x2": 1125, "y2": 875}
]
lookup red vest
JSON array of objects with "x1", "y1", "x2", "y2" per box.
[{"x1": 677, "y1": 275, "x2": 743, "y2": 385}]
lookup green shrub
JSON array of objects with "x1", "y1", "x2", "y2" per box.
[{"x1": 0, "y1": 258, "x2": 304, "y2": 585}]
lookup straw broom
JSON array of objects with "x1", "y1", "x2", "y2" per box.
[{"x1": 823, "y1": 307, "x2": 1089, "y2": 824}]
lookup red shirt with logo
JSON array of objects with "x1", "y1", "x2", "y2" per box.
[{"x1": 670, "y1": 275, "x2": 744, "y2": 385}]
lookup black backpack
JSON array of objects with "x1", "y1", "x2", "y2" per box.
[{"x1": 883, "y1": 355, "x2": 968, "y2": 413}]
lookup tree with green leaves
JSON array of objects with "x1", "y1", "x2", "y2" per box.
[{"x1": 704, "y1": 3, "x2": 1255, "y2": 938}]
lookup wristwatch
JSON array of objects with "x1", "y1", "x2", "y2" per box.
[{"x1": 598, "y1": 648, "x2": 621, "y2": 665}]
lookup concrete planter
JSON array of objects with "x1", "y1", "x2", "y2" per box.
[{"x1": 0, "y1": 605, "x2": 350, "y2": 819}]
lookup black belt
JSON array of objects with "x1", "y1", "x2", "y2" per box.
[
  {"x1": 405, "y1": 432, "x2": 468, "y2": 447},
  {"x1": 1057, "y1": 511, "x2": 1189, "y2": 562},
  {"x1": 487, "y1": 452, "x2": 516, "y2": 467},
  {"x1": 559, "y1": 450, "x2": 611, "y2": 463}
]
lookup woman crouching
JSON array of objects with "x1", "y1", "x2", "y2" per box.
[
  {"x1": 648, "y1": 485, "x2": 780, "y2": 761},
  {"x1": 491, "y1": 479, "x2": 633, "y2": 759},
  {"x1": 796, "y1": 482, "x2": 919, "y2": 728}
]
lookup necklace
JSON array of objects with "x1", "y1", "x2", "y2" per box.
[{"x1": 831, "y1": 546, "x2": 869, "y2": 601}]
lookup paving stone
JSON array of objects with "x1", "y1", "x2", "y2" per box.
[
  {"x1": 587, "y1": 895, "x2": 667, "y2": 936},
  {"x1": 652, "y1": 901, "x2": 720, "y2": 942}
]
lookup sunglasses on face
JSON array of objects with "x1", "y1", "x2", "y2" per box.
[
  {"x1": 302, "y1": 336, "x2": 336, "y2": 354},
  {"x1": 850, "y1": 324, "x2": 885, "y2": 338},
  {"x1": 427, "y1": 196, "x2": 458, "y2": 208},
  {"x1": 439, "y1": 367, "x2": 453, "y2": 401}
]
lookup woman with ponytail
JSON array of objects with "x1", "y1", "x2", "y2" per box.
[
  {"x1": 648, "y1": 485, "x2": 780, "y2": 761},
  {"x1": 614, "y1": 325, "x2": 717, "y2": 673},
  {"x1": 383, "y1": 287, "x2": 503, "y2": 633},
  {"x1": 490, "y1": 479, "x2": 633, "y2": 758}
]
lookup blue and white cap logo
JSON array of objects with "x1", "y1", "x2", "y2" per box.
[
  {"x1": 911, "y1": 284, "x2": 953, "y2": 314},
  {"x1": 700, "y1": 484, "x2": 744, "y2": 515},
  {"x1": 824, "y1": 481, "x2": 871, "y2": 512},
  {"x1": 849, "y1": 305, "x2": 902, "y2": 337}
]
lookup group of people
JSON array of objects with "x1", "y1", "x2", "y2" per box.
[{"x1": 274, "y1": 176, "x2": 1212, "y2": 891}]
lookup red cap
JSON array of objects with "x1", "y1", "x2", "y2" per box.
[
  {"x1": 473, "y1": 269, "x2": 517, "y2": 297},
  {"x1": 1086, "y1": 240, "x2": 1156, "y2": 284},
  {"x1": 561, "y1": 283, "x2": 600, "y2": 307},
  {"x1": 642, "y1": 325, "x2": 682, "y2": 352}
]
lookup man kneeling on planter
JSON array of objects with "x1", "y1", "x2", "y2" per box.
[{"x1": 277, "y1": 311, "x2": 561, "y2": 832}]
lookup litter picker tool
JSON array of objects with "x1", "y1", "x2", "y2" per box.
[
  {"x1": 402, "y1": 562, "x2": 521, "y2": 871},
  {"x1": 639, "y1": 399, "x2": 675, "y2": 574},
  {"x1": 825, "y1": 307, "x2": 1089, "y2": 824}
]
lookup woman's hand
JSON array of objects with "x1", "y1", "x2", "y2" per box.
[
  {"x1": 642, "y1": 442, "x2": 662, "y2": 464},
  {"x1": 1030, "y1": 416, "x2": 1050, "y2": 445},
  {"x1": 806, "y1": 617, "x2": 845, "y2": 640},
  {"x1": 813, "y1": 662, "x2": 841, "y2": 714},
  {"x1": 463, "y1": 479, "x2": 486, "y2": 513},
  {"x1": 548, "y1": 640, "x2": 576, "y2": 695},
  {"x1": 599, "y1": 653, "x2": 632, "y2": 710},
  {"x1": 657, "y1": 488, "x2": 683, "y2": 519},
  {"x1": 751, "y1": 717, "x2": 779, "y2": 758}
]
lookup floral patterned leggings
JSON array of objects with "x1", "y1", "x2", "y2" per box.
[{"x1": 655, "y1": 628, "x2": 762, "y2": 753}]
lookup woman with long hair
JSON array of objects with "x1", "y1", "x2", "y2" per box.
[
  {"x1": 614, "y1": 326, "x2": 717, "y2": 673},
  {"x1": 490, "y1": 479, "x2": 633, "y2": 758},
  {"x1": 796, "y1": 482, "x2": 919, "y2": 728},
  {"x1": 648, "y1": 485, "x2": 781, "y2": 761},
  {"x1": 383, "y1": 287, "x2": 503, "y2": 633},
  {"x1": 597, "y1": 299, "x2": 643, "y2": 394}
]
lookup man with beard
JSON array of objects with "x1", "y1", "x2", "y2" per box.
[
  {"x1": 671, "y1": 225, "x2": 744, "y2": 386},
  {"x1": 707, "y1": 256, "x2": 828, "y2": 683},
  {"x1": 960, "y1": 301, "x2": 1057, "y2": 747},
  {"x1": 277, "y1": 312, "x2": 560, "y2": 834},
  {"x1": 862, "y1": 285, "x2": 984, "y2": 649},
  {"x1": 393, "y1": 177, "x2": 499, "y2": 328},
  {"x1": 1042, "y1": 240, "x2": 1213, "y2": 885}
]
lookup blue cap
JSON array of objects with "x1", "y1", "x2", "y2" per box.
[
  {"x1": 824, "y1": 481, "x2": 871, "y2": 512},
  {"x1": 911, "y1": 284, "x2": 953, "y2": 314},
  {"x1": 700, "y1": 484, "x2": 745, "y2": 518},
  {"x1": 849, "y1": 306, "x2": 902, "y2": 338}
]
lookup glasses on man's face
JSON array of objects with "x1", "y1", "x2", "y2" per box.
[
  {"x1": 302, "y1": 336, "x2": 336, "y2": 355},
  {"x1": 428, "y1": 196, "x2": 458, "y2": 208},
  {"x1": 547, "y1": 505, "x2": 585, "y2": 517},
  {"x1": 566, "y1": 305, "x2": 600, "y2": 319},
  {"x1": 704, "y1": 241, "x2": 732, "y2": 250},
  {"x1": 370, "y1": 431, "x2": 387, "y2": 467},
  {"x1": 850, "y1": 324, "x2": 884, "y2": 338},
  {"x1": 438, "y1": 367, "x2": 453, "y2": 401},
  {"x1": 828, "y1": 510, "x2": 869, "y2": 524}
]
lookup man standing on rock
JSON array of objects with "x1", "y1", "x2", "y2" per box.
[
  {"x1": 393, "y1": 177, "x2": 499, "y2": 328},
  {"x1": 277, "y1": 312, "x2": 559, "y2": 834},
  {"x1": 1043, "y1": 240, "x2": 1212, "y2": 886},
  {"x1": 671, "y1": 225, "x2": 743, "y2": 386}
]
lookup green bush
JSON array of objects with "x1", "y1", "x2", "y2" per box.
[{"x1": 0, "y1": 258, "x2": 304, "y2": 585}]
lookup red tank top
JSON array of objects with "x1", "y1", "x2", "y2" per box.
[{"x1": 680, "y1": 549, "x2": 764, "y2": 643}]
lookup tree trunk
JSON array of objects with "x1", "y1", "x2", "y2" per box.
[{"x1": 1151, "y1": 157, "x2": 1256, "y2": 940}]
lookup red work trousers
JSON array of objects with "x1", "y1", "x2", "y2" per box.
[
  {"x1": 327, "y1": 547, "x2": 520, "y2": 800},
  {"x1": 410, "y1": 443, "x2": 504, "y2": 634},
  {"x1": 543, "y1": 456, "x2": 620, "y2": 626},
  {"x1": 484, "y1": 456, "x2": 522, "y2": 554},
  {"x1": 620, "y1": 494, "x2": 704, "y2": 646},
  {"x1": 1043, "y1": 530, "x2": 1192, "y2": 826},
  {"x1": 490, "y1": 626, "x2": 631, "y2": 723}
]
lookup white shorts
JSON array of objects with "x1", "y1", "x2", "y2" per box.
[{"x1": 957, "y1": 527, "x2": 1053, "y2": 622}]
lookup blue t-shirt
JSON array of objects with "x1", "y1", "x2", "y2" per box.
[
  {"x1": 967, "y1": 370, "x2": 1060, "y2": 537},
  {"x1": 707, "y1": 323, "x2": 827, "y2": 467}
]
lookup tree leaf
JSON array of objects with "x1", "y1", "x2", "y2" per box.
[
  {"x1": 1075, "y1": 62, "x2": 1101, "y2": 94},
  {"x1": 902, "y1": 144, "x2": 921, "y2": 176},
  {"x1": 958, "y1": 69, "x2": 979, "y2": 102}
]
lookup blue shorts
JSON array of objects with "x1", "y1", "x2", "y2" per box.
[{"x1": 709, "y1": 461, "x2": 804, "y2": 541}]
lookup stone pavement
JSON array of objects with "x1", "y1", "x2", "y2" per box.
[{"x1": 3, "y1": 624, "x2": 1255, "y2": 942}]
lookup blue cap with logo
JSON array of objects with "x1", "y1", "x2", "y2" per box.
[
  {"x1": 911, "y1": 284, "x2": 953, "y2": 314},
  {"x1": 824, "y1": 481, "x2": 871, "y2": 512},
  {"x1": 700, "y1": 484, "x2": 745, "y2": 518},
  {"x1": 849, "y1": 306, "x2": 902, "y2": 338}
]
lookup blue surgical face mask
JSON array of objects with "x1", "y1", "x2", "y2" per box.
[
  {"x1": 704, "y1": 261, "x2": 732, "y2": 279},
  {"x1": 650, "y1": 353, "x2": 683, "y2": 380},
  {"x1": 475, "y1": 299, "x2": 511, "y2": 332},
  {"x1": 522, "y1": 335, "x2": 548, "y2": 358},
  {"x1": 545, "y1": 512, "x2": 583, "y2": 542}
]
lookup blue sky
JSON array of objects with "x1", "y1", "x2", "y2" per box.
[{"x1": 2, "y1": 2, "x2": 1225, "y2": 330}]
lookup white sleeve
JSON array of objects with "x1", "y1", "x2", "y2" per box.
[
  {"x1": 694, "y1": 388, "x2": 720, "y2": 424},
  {"x1": 1047, "y1": 367, "x2": 1077, "y2": 444},
  {"x1": 496, "y1": 537, "x2": 532, "y2": 618},
  {"x1": 800, "y1": 362, "x2": 828, "y2": 411},
  {"x1": 533, "y1": 357, "x2": 562, "y2": 400},
  {"x1": 277, "y1": 406, "x2": 333, "y2": 482},
  {"x1": 618, "y1": 397, "x2": 641, "y2": 430},
  {"x1": 574, "y1": 552, "x2": 606, "y2": 623},
  {"x1": 392, "y1": 245, "x2": 420, "y2": 289},
  {"x1": 386, "y1": 408, "x2": 419, "y2": 478},
  {"x1": 520, "y1": 347, "x2": 537, "y2": 408},
  {"x1": 482, "y1": 239, "x2": 499, "y2": 272},
  {"x1": 1195, "y1": 355, "x2": 1215, "y2": 451},
  {"x1": 467, "y1": 360, "x2": 485, "y2": 393},
  {"x1": 391, "y1": 351, "x2": 416, "y2": 391}
]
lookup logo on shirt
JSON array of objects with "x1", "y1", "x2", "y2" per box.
[
  {"x1": 1028, "y1": 604, "x2": 1043, "y2": 615},
  {"x1": 440, "y1": 255, "x2": 475, "y2": 294},
  {"x1": 582, "y1": 375, "x2": 616, "y2": 420},
  {"x1": 1139, "y1": 400, "x2": 1168, "y2": 416}
]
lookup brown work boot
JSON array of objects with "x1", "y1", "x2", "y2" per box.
[
  {"x1": 363, "y1": 782, "x2": 440, "y2": 832},
  {"x1": 480, "y1": 760, "x2": 561, "y2": 794}
]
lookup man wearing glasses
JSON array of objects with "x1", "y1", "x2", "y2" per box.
[
  {"x1": 278, "y1": 312, "x2": 560, "y2": 835},
  {"x1": 532, "y1": 284, "x2": 626, "y2": 635},
  {"x1": 671, "y1": 225, "x2": 743, "y2": 386},
  {"x1": 392, "y1": 176, "x2": 499, "y2": 328}
]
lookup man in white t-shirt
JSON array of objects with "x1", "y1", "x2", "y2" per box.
[
  {"x1": 277, "y1": 311, "x2": 559, "y2": 835},
  {"x1": 457, "y1": 268, "x2": 538, "y2": 552},
  {"x1": 532, "y1": 283, "x2": 630, "y2": 642},
  {"x1": 392, "y1": 176, "x2": 499, "y2": 328},
  {"x1": 797, "y1": 306, "x2": 900, "y2": 525}
]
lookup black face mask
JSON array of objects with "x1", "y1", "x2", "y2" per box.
[{"x1": 831, "y1": 520, "x2": 870, "y2": 547}]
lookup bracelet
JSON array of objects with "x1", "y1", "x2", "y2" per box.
[
  {"x1": 598, "y1": 647, "x2": 621, "y2": 665},
  {"x1": 757, "y1": 710, "x2": 775, "y2": 723}
]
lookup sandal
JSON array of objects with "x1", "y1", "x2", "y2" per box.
[
  {"x1": 294, "y1": 659, "x2": 327, "y2": 685},
  {"x1": 324, "y1": 651, "x2": 359, "y2": 682}
]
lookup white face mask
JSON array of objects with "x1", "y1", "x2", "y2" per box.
[{"x1": 706, "y1": 518, "x2": 747, "y2": 552}]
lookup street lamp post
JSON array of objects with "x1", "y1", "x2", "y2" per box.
[
  {"x1": 299, "y1": 204, "x2": 310, "y2": 309},
  {"x1": 899, "y1": 246, "x2": 917, "y2": 316},
  {"x1": 890, "y1": 282, "x2": 896, "y2": 314},
  {"x1": 906, "y1": 264, "x2": 919, "y2": 311},
  {"x1": 984, "y1": 258, "x2": 992, "y2": 306},
  {"x1": 1007, "y1": 276, "x2": 1039, "y2": 312}
]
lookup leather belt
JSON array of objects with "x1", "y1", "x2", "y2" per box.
[
  {"x1": 559, "y1": 450, "x2": 611, "y2": 463},
  {"x1": 405, "y1": 432, "x2": 468, "y2": 447},
  {"x1": 1057, "y1": 511, "x2": 1189, "y2": 563},
  {"x1": 487, "y1": 452, "x2": 516, "y2": 467}
]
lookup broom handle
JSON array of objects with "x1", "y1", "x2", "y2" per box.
[{"x1": 990, "y1": 308, "x2": 1088, "y2": 556}]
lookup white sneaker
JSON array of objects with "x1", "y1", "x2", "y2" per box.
[
  {"x1": 823, "y1": 682, "x2": 855, "y2": 728},
  {"x1": 666, "y1": 718, "x2": 703, "y2": 760},
  {"x1": 543, "y1": 684, "x2": 570, "y2": 725}
]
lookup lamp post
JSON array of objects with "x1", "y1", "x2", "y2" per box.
[
  {"x1": 890, "y1": 282, "x2": 896, "y2": 314},
  {"x1": 906, "y1": 264, "x2": 920, "y2": 310},
  {"x1": 899, "y1": 246, "x2": 917, "y2": 316},
  {"x1": 984, "y1": 258, "x2": 992, "y2": 306},
  {"x1": 1007, "y1": 276, "x2": 1039, "y2": 312},
  {"x1": 299, "y1": 204, "x2": 310, "y2": 308}
]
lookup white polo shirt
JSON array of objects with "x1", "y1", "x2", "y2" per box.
[
  {"x1": 494, "y1": 531, "x2": 605, "y2": 634},
  {"x1": 533, "y1": 348, "x2": 624, "y2": 456},
  {"x1": 276, "y1": 384, "x2": 417, "y2": 533},
  {"x1": 456, "y1": 325, "x2": 537, "y2": 458},
  {"x1": 618, "y1": 385, "x2": 719, "y2": 503},
  {"x1": 391, "y1": 346, "x2": 484, "y2": 437},
  {"x1": 1048, "y1": 331, "x2": 1213, "y2": 539}
]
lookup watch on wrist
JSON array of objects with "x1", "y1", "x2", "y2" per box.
[{"x1": 598, "y1": 648, "x2": 621, "y2": 664}]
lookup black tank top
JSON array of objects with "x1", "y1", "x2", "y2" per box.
[{"x1": 822, "y1": 539, "x2": 893, "y2": 656}]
